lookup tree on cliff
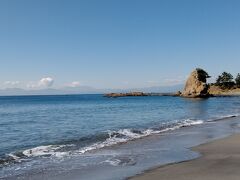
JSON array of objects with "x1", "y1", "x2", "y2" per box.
[
  {"x1": 236, "y1": 73, "x2": 240, "y2": 87},
  {"x1": 216, "y1": 72, "x2": 235, "y2": 89},
  {"x1": 195, "y1": 68, "x2": 210, "y2": 82}
]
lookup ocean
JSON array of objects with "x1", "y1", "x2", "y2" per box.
[{"x1": 1, "y1": 94, "x2": 240, "y2": 179}]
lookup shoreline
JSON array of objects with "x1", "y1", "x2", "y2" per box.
[
  {"x1": 2, "y1": 115, "x2": 240, "y2": 180},
  {"x1": 130, "y1": 133, "x2": 240, "y2": 180}
]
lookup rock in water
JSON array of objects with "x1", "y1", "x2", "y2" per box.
[
  {"x1": 104, "y1": 92, "x2": 148, "y2": 98},
  {"x1": 182, "y1": 68, "x2": 210, "y2": 98}
]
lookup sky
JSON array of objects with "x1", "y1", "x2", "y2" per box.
[{"x1": 1, "y1": 0, "x2": 240, "y2": 90}]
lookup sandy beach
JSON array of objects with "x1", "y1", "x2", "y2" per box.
[{"x1": 130, "y1": 133, "x2": 240, "y2": 180}]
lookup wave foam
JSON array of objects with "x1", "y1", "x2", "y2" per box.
[
  {"x1": 2, "y1": 114, "x2": 239, "y2": 167},
  {"x1": 77, "y1": 119, "x2": 204, "y2": 154},
  {"x1": 104, "y1": 156, "x2": 136, "y2": 166},
  {"x1": 3, "y1": 119, "x2": 205, "y2": 164},
  {"x1": 22, "y1": 145, "x2": 68, "y2": 158}
]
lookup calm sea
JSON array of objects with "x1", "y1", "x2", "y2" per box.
[{"x1": 1, "y1": 94, "x2": 240, "y2": 179}]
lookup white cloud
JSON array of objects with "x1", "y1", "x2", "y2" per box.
[
  {"x1": 26, "y1": 77, "x2": 54, "y2": 89},
  {"x1": 4, "y1": 81, "x2": 20, "y2": 86},
  {"x1": 26, "y1": 82, "x2": 38, "y2": 89},
  {"x1": 68, "y1": 81, "x2": 81, "y2": 87},
  {"x1": 38, "y1": 77, "x2": 54, "y2": 87}
]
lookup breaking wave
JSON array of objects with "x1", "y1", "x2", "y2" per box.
[{"x1": 1, "y1": 113, "x2": 239, "y2": 167}]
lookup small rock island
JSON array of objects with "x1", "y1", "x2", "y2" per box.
[
  {"x1": 104, "y1": 92, "x2": 175, "y2": 98},
  {"x1": 104, "y1": 92, "x2": 148, "y2": 98},
  {"x1": 180, "y1": 68, "x2": 210, "y2": 98}
]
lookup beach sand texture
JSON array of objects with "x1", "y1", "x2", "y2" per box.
[{"x1": 131, "y1": 134, "x2": 240, "y2": 180}]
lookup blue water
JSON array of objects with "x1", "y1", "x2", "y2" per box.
[{"x1": 1, "y1": 95, "x2": 240, "y2": 178}]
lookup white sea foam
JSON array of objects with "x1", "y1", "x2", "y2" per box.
[
  {"x1": 8, "y1": 153, "x2": 20, "y2": 160},
  {"x1": 11, "y1": 114, "x2": 238, "y2": 160},
  {"x1": 104, "y1": 159, "x2": 122, "y2": 166},
  {"x1": 77, "y1": 119, "x2": 204, "y2": 154},
  {"x1": 7, "y1": 119, "x2": 205, "y2": 160},
  {"x1": 104, "y1": 157, "x2": 136, "y2": 166},
  {"x1": 22, "y1": 144, "x2": 74, "y2": 158}
]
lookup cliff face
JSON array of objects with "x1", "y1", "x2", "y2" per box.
[{"x1": 181, "y1": 69, "x2": 210, "y2": 98}]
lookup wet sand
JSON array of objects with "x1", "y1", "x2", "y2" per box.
[{"x1": 130, "y1": 133, "x2": 240, "y2": 180}]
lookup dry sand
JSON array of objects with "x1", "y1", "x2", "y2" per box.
[{"x1": 130, "y1": 134, "x2": 240, "y2": 180}]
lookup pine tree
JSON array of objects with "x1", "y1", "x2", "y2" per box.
[
  {"x1": 215, "y1": 72, "x2": 235, "y2": 89},
  {"x1": 236, "y1": 73, "x2": 240, "y2": 88}
]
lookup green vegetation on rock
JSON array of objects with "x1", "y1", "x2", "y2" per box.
[
  {"x1": 236, "y1": 73, "x2": 240, "y2": 88},
  {"x1": 215, "y1": 72, "x2": 235, "y2": 89},
  {"x1": 195, "y1": 68, "x2": 211, "y2": 82}
]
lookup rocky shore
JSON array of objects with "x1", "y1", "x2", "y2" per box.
[
  {"x1": 104, "y1": 92, "x2": 177, "y2": 98},
  {"x1": 104, "y1": 92, "x2": 148, "y2": 98}
]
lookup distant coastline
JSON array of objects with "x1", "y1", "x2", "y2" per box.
[{"x1": 105, "y1": 68, "x2": 240, "y2": 98}]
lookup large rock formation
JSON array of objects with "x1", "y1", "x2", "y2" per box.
[{"x1": 181, "y1": 68, "x2": 210, "y2": 98}]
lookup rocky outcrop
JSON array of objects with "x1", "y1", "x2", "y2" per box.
[
  {"x1": 181, "y1": 68, "x2": 210, "y2": 98},
  {"x1": 104, "y1": 92, "x2": 178, "y2": 98},
  {"x1": 104, "y1": 92, "x2": 148, "y2": 98}
]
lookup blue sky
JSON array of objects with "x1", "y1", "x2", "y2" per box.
[{"x1": 1, "y1": 0, "x2": 240, "y2": 90}]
